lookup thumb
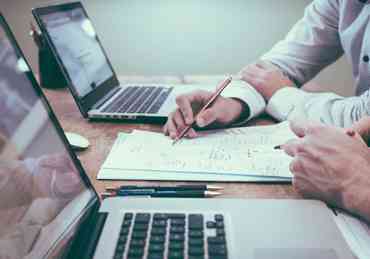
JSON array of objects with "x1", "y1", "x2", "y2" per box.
[
  {"x1": 196, "y1": 108, "x2": 218, "y2": 128},
  {"x1": 289, "y1": 119, "x2": 309, "y2": 138},
  {"x1": 351, "y1": 117, "x2": 370, "y2": 142},
  {"x1": 289, "y1": 119, "x2": 321, "y2": 138}
]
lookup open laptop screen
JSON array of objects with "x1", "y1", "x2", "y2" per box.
[
  {"x1": 38, "y1": 6, "x2": 114, "y2": 98},
  {"x1": 0, "y1": 16, "x2": 96, "y2": 258}
]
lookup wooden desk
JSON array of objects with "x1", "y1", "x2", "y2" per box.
[{"x1": 43, "y1": 76, "x2": 300, "y2": 199}]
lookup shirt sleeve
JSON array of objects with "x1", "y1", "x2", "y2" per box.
[
  {"x1": 266, "y1": 87, "x2": 370, "y2": 128},
  {"x1": 261, "y1": 0, "x2": 343, "y2": 86},
  {"x1": 221, "y1": 79, "x2": 266, "y2": 124}
]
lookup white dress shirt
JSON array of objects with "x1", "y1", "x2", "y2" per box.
[{"x1": 230, "y1": 0, "x2": 370, "y2": 127}]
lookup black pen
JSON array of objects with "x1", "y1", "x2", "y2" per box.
[
  {"x1": 110, "y1": 189, "x2": 221, "y2": 198},
  {"x1": 105, "y1": 185, "x2": 224, "y2": 192}
]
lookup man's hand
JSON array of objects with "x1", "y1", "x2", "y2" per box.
[
  {"x1": 239, "y1": 61, "x2": 295, "y2": 101},
  {"x1": 282, "y1": 120, "x2": 370, "y2": 222},
  {"x1": 348, "y1": 116, "x2": 370, "y2": 145},
  {"x1": 163, "y1": 90, "x2": 247, "y2": 139},
  {"x1": 35, "y1": 154, "x2": 83, "y2": 199}
]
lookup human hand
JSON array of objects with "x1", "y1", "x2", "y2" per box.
[
  {"x1": 347, "y1": 116, "x2": 370, "y2": 145},
  {"x1": 239, "y1": 61, "x2": 294, "y2": 101},
  {"x1": 281, "y1": 120, "x2": 370, "y2": 220},
  {"x1": 163, "y1": 90, "x2": 248, "y2": 139},
  {"x1": 35, "y1": 154, "x2": 83, "y2": 199}
]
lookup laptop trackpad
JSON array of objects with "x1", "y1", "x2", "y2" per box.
[{"x1": 254, "y1": 248, "x2": 338, "y2": 259}]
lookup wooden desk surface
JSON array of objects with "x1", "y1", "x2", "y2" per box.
[{"x1": 43, "y1": 75, "x2": 300, "y2": 199}]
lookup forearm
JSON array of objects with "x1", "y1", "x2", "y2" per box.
[
  {"x1": 266, "y1": 87, "x2": 369, "y2": 127},
  {"x1": 342, "y1": 160, "x2": 370, "y2": 223}
]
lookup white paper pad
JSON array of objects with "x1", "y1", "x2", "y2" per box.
[{"x1": 98, "y1": 122, "x2": 295, "y2": 181}]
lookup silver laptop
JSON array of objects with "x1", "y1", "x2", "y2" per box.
[
  {"x1": 0, "y1": 14, "x2": 355, "y2": 259},
  {"x1": 32, "y1": 2, "x2": 212, "y2": 122}
]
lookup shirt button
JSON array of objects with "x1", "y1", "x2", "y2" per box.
[{"x1": 363, "y1": 55, "x2": 369, "y2": 63}]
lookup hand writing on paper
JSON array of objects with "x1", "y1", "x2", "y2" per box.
[{"x1": 163, "y1": 90, "x2": 248, "y2": 139}]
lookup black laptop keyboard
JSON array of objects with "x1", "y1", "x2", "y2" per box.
[
  {"x1": 102, "y1": 86, "x2": 173, "y2": 114},
  {"x1": 113, "y1": 212, "x2": 228, "y2": 259}
]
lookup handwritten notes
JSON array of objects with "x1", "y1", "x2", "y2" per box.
[{"x1": 103, "y1": 122, "x2": 296, "y2": 178}]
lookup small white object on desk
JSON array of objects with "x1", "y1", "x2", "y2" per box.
[{"x1": 65, "y1": 132, "x2": 90, "y2": 151}]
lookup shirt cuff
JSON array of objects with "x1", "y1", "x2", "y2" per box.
[
  {"x1": 266, "y1": 87, "x2": 309, "y2": 121},
  {"x1": 221, "y1": 80, "x2": 266, "y2": 124}
]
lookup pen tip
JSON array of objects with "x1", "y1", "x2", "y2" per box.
[
  {"x1": 205, "y1": 191, "x2": 222, "y2": 197},
  {"x1": 100, "y1": 192, "x2": 114, "y2": 199},
  {"x1": 273, "y1": 145, "x2": 282, "y2": 150},
  {"x1": 105, "y1": 186, "x2": 117, "y2": 192},
  {"x1": 207, "y1": 185, "x2": 224, "y2": 191}
]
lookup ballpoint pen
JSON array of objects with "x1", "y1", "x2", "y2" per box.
[
  {"x1": 273, "y1": 128, "x2": 358, "y2": 150},
  {"x1": 105, "y1": 185, "x2": 224, "y2": 192},
  {"x1": 102, "y1": 189, "x2": 221, "y2": 198},
  {"x1": 172, "y1": 76, "x2": 233, "y2": 145}
]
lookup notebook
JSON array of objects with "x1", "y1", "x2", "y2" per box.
[{"x1": 98, "y1": 122, "x2": 296, "y2": 181}]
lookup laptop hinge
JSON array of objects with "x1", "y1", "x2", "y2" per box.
[{"x1": 66, "y1": 211, "x2": 108, "y2": 259}]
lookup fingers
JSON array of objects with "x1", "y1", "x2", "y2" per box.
[
  {"x1": 351, "y1": 116, "x2": 370, "y2": 143},
  {"x1": 281, "y1": 138, "x2": 304, "y2": 157},
  {"x1": 176, "y1": 95, "x2": 195, "y2": 125},
  {"x1": 173, "y1": 109, "x2": 186, "y2": 131},
  {"x1": 289, "y1": 119, "x2": 321, "y2": 138},
  {"x1": 289, "y1": 157, "x2": 303, "y2": 174},
  {"x1": 344, "y1": 128, "x2": 356, "y2": 137},
  {"x1": 186, "y1": 128, "x2": 198, "y2": 138},
  {"x1": 163, "y1": 110, "x2": 199, "y2": 139},
  {"x1": 164, "y1": 111, "x2": 179, "y2": 139},
  {"x1": 196, "y1": 108, "x2": 218, "y2": 128},
  {"x1": 288, "y1": 119, "x2": 309, "y2": 137},
  {"x1": 352, "y1": 116, "x2": 370, "y2": 133}
]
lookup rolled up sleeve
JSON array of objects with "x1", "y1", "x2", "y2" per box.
[
  {"x1": 222, "y1": 80, "x2": 266, "y2": 123},
  {"x1": 267, "y1": 87, "x2": 370, "y2": 127}
]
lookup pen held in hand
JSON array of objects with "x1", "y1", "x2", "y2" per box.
[
  {"x1": 172, "y1": 75, "x2": 233, "y2": 145},
  {"x1": 273, "y1": 129, "x2": 358, "y2": 151}
]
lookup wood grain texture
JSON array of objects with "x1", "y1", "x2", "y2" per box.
[{"x1": 43, "y1": 75, "x2": 301, "y2": 199}]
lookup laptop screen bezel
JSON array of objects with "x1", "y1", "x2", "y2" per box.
[
  {"x1": 0, "y1": 12, "x2": 101, "y2": 257},
  {"x1": 32, "y1": 1, "x2": 120, "y2": 117}
]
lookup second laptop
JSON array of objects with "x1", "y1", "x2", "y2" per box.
[{"x1": 33, "y1": 1, "x2": 213, "y2": 122}]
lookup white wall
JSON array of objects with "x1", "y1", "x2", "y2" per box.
[{"x1": 1, "y1": 0, "x2": 354, "y2": 96}]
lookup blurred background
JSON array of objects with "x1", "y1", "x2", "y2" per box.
[{"x1": 1, "y1": 0, "x2": 354, "y2": 96}]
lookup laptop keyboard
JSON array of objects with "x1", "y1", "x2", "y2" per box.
[
  {"x1": 102, "y1": 86, "x2": 173, "y2": 114},
  {"x1": 113, "y1": 212, "x2": 228, "y2": 259}
]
